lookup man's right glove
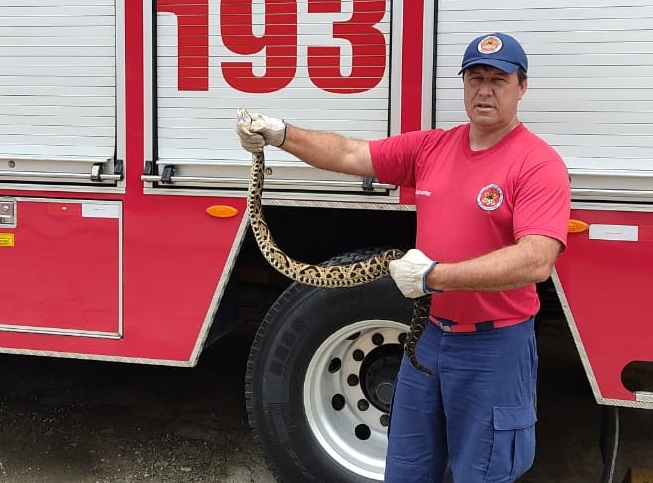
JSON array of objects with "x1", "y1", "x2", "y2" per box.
[
  {"x1": 236, "y1": 107, "x2": 287, "y2": 153},
  {"x1": 389, "y1": 249, "x2": 440, "y2": 299}
]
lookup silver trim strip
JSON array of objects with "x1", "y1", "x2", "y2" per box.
[
  {"x1": 0, "y1": 325, "x2": 120, "y2": 339},
  {"x1": 0, "y1": 171, "x2": 121, "y2": 182},
  {"x1": 636, "y1": 392, "x2": 653, "y2": 404},
  {"x1": 572, "y1": 189, "x2": 653, "y2": 203},
  {"x1": 595, "y1": 398, "x2": 653, "y2": 410},
  {"x1": 0, "y1": 184, "x2": 125, "y2": 195},
  {"x1": 0, "y1": 347, "x2": 193, "y2": 367},
  {"x1": 142, "y1": 187, "x2": 401, "y2": 204},
  {"x1": 140, "y1": 174, "x2": 395, "y2": 191},
  {"x1": 571, "y1": 169, "x2": 653, "y2": 178},
  {"x1": 571, "y1": 202, "x2": 653, "y2": 213},
  {"x1": 263, "y1": 198, "x2": 415, "y2": 211}
]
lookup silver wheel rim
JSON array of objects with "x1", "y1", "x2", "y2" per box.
[{"x1": 303, "y1": 319, "x2": 407, "y2": 481}]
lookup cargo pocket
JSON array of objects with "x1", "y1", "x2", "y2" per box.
[{"x1": 485, "y1": 402, "x2": 537, "y2": 482}]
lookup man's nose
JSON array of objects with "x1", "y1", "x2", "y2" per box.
[{"x1": 478, "y1": 79, "x2": 494, "y2": 95}]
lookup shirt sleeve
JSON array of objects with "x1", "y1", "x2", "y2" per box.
[
  {"x1": 369, "y1": 130, "x2": 430, "y2": 188},
  {"x1": 512, "y1": 156, "x2": 571, "y2": 248}
]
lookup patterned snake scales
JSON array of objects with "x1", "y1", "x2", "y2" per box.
[{"x1": 242, "y1": 110, "x2": 432, "y2": 374}]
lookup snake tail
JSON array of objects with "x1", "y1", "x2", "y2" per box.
[{"x1": 404, "y1": 296, "x2": 433, "y2": 375}]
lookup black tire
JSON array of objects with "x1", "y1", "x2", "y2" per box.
[{"x1": 245, "y1": 251, "x2": 413, "y2": 482}]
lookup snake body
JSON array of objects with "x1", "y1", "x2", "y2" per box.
[{"x1": 247, "y1": 149, "x2": 432, "y2": 374}]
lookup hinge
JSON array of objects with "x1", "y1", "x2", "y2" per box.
[
  {"x1": 114, "y1": 159, "x2": 124, "y2": 179},
  {"x1": 143, "y1": 160, "x2": 156, "y2": 176}
]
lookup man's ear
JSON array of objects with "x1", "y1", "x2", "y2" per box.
[{"x1": 518, "y1": 77, "x2": 528, "y2": 100}]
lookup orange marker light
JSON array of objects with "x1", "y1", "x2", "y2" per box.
[
  {"x1": 206, "y1": 205, "x2": 239, "y2": 218},
  {"x1": 568, "y1": 219, "x2": 589, "y2": 233}
]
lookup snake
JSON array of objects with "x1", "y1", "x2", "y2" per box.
[{"x1": 240, "y1": 108, "x2": 432, "y2": 375}]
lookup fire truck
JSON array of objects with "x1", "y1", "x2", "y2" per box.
[{"x1": 0, "y1": 1, "x2": 651, "y2": 482}]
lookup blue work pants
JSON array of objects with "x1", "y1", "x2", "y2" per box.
[{"x1": 385, "y1": 318, "x2": 538, "y2": 483}]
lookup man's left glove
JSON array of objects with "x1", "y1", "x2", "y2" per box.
[
  {"x1": 389, "y1": 249, "x2": 440, "y2": 299},
  {"x1": 236, "y1": 107, "x2": 287, "y2": 153}
]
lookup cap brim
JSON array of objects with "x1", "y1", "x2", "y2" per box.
[{"x1": 458, "y1": 59, "x2": 521, "y2": 75}]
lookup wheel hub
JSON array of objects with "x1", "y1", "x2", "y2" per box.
[{"x1": 360, "y1": 346, "x2": 403, "y2": 412}]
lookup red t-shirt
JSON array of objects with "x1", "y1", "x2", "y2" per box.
[{"x1": 370, "y1": 123, "x2": 570, "y2": 328}]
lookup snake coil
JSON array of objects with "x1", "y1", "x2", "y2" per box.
[{"x1": 246, "y1": 146, "x2": 432, "y2": 375}]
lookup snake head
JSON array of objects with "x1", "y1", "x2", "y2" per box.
[{"x1": 237, "y1": 107, "x2": 252, "y2": 125}]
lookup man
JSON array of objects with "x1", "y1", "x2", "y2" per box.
[{"x1": 237, "y1": 32, "x2": 570, "y2": 483}]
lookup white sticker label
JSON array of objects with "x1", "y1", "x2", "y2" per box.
[
  {"x1": 82, "y1": 203, "x2": 120, "y2": 219},
  {"x1": 588, "y1": 224, "x2": 638, "y2": 242}
]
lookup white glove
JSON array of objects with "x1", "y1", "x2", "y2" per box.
[
  {"x1": 236, "y1": 107, "x2": 287, "y2": 153},
  {"x1": 389, "y1": 249, "x2": 439, "y2": 299}
]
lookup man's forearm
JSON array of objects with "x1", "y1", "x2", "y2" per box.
[
  {"x1": 426, "y1": 235, "x2": 562, "y2": 292},
  {"x1": 281, "y1": 125, "x2": 375, "y2": 177}
]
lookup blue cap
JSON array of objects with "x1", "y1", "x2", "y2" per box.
[{"x1": 459, "y1": 33, "x2": 528, "y2": 75}]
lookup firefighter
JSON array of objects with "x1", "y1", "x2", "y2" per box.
[{"x1": 237, "y1": 32, "x2": 570, "y2": 483}]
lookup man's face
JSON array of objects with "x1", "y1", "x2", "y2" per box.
[{"x1": 463, "y1": 65, "x2": 527, "y2": 130}]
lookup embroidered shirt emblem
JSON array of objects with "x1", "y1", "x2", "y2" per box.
[{"x1": 477, "y1": 184, "x2": 504, "y2": 211}]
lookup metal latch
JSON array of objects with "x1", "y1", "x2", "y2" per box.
[
  {"x1": 161, "y1": 165, "x2": 175, "y2": 184},
  {"x1": 362, "y1": 176, "x2": 375, "y2": 192},
  {"x1": 91, "y1": 163, "x2": 103, "y2": 181},
  {"x1": 0, "y1": 199, "x2": 16, "y2": 228}
]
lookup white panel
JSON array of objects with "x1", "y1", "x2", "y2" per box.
[
  {"x1": 155, "y1": 0, "x2": 392, "y2": 187},
  {"x1": 0, "y1": 1, "x2": 116, "y2": 164},
  {"x1": 435, "y1": 1, "x2": 653, "y2": 178},
  {"x1": 589, "y1": 224, "x2": 639, "y2": 241}
]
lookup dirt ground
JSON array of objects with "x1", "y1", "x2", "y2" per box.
[
  {"x1": 0, "y1": 314, "x2": 650, "y2": 483},
  {"x1": 0, "y1": 320, "x2": 276, "y2": 483}
]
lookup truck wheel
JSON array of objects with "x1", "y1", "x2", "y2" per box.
[{"x1": 245, "y1": 253, "x2": 413, "y2": 482}]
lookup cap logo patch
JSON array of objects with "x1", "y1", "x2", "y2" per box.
[
  {"x1": 478, "y1": 35, "x2": 503, "y2": 55},
  {"x1": 477, "y1": 184, "x2": 504, "y2": 211}
]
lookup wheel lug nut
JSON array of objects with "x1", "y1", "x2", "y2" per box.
[
  {"x1": 352, "y1": 349, "x2": 365, "y2": 362},
  {"x1": 357, "y1": 399, "x2": 370, "y2": 411},
  {"x1": 347, "y1": 374, "x2": 359, "y2": 386},
  {"x1": 372, "y1": 333, "x2": 384, "y2": 345},
  {"x1": 380, "y1": 414, "x2": 390, "y2": 427}
]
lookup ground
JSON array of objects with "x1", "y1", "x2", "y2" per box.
[{"x1": 0, "y1": 309, "x2": 650, "y2": 483}]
